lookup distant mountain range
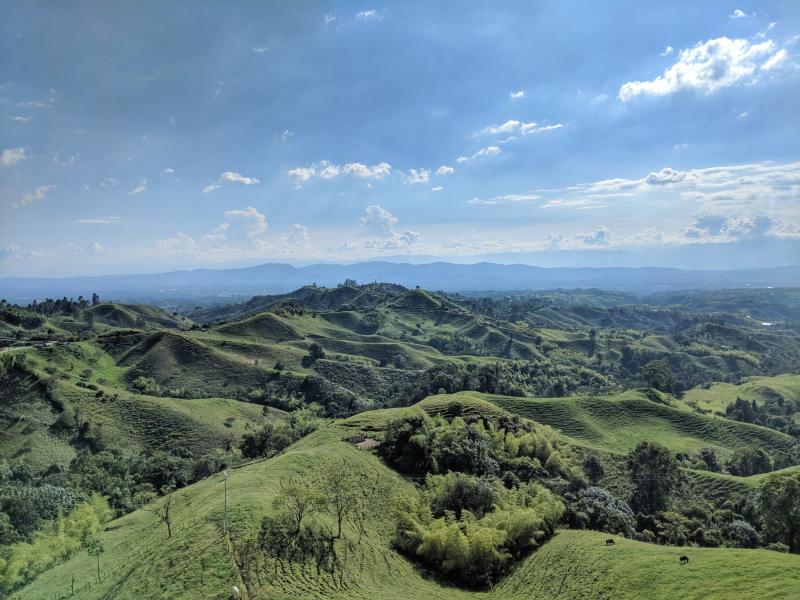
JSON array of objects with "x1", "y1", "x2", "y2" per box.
[{"x1": 1, "y1": 261, "x2": 799, "y2": 302}]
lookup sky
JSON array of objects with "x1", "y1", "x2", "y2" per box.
[{"x1": 1, "y1": 0, "x2": 799, "y2": 277}]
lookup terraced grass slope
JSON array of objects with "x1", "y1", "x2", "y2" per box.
[
  {"x1": 17, "y1": 417, "x2": 800, "y2": 600},
  {"x1": 474, "y1": 390, "x2": 795, "y2": 456},
  {"x1": 0, "y1": 347, "x2": 277, "y2": 470}
]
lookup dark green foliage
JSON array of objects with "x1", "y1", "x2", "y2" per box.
[
  {"x1": 627, "y1": 441, "x2": 679, "y2": 515},
  {"x1": 566, "y1": 486, "x2": 635, "y2": 536},
  {"x1": 726, "y1": 446, "x2": 772, "y2": 476},
  {"x1": 582, "y1": 454, "x2": 605, "y2": 484},
  {"x1": 428, "y1": 472, "x2": 497, "y2": 519},
  {"x1": 639, "y1": 360, "x2": 676, "y2": 393},
  {"x1": 759, "y1": 471, "x2": 800, "y2": 552}
]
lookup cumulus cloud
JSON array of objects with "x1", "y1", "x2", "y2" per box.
[
  {"x1": 155, "y1": 207, "x2": 271, "y2": 258},
  {"x1": 360, "y1": 204, "x2": 398, "y2": 234},
  {"x1": 161, "y1": 167, "x2": 175, "y2": 176},
  {"x1": 436, "y1": 165, "x2": 455, "y2": 176},
  {"x1": 1, "y1": 147, "x2": 27, "y2": 167},
  {"x1": 221, "y1": 171, "x2": 260, "y2": 185},
  {"x1": 288, "y1": 161, "x2": 392, "y2": 186},
  {"x1": 510, "y1": 90, "x2": 525, "y2": 100},
  {"x1": 405, "y1": 168, "x2": 430, "y2": 184},
  {"x1": 351, "y1": 204, "x2": 419, "y2": 251},
  {"x1": 203, "y1": 171, "x2": 260, "y2": 192},
  {"x1": 661, "y1": 46, "x2": 674, "y2": 56},
  {"x1": 432, "y1": 186, "x2": 444, "y2": 192},
  {"x1": 580, "y1": 226, "x2": 611, "y2": 245},
  {"x1": 682, "y1": 213, "x2": 793, "y2": 241},
  {"x1": 13, "y1": 185, "x2": 56, "y2": 208},
  {"x1": 729, "y1": 9, "x2": 750, "y2": 19},
  {"x1": 472, "y1": 145, "x2": 502, "y2": 159},
  {"x1": 645, "y1": 167, "x2": 687, "y2": 185},
  {"x1": 619, "y1": 37, "x2": 789, "y2": 101}
]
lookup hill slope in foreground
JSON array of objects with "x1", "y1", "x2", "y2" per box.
[{"x1": 17, "y1": 403, "x2": 800, "y2": 600}]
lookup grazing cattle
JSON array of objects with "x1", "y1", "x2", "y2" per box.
[
  {"x1": 679, "y1": 555, "x2": 689, "y2": 565},
  {"x1": 605, "y1": 539, "x2": 615, "y2": 546}
]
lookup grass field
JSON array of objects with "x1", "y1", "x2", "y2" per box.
[
  {"x1": 15, "y1": 417, "x2": 800, "y2": 600},
  {"x1": 683, "y1": 374, "x2": 800, "y2": 420}
]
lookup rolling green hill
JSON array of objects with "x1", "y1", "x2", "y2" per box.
[{"x1": 15, "y1": 417, "x2": 800, "y2": 600}]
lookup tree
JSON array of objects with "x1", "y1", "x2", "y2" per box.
[
  {"x1": 308, "y1": 343, "x2": 325, "y2": 361},
  {"x1": 727, "y1": 446, "x2": 772, "y2": 476},
  {"x1": 582, "y1": 454, "x2": 605, "y2": 485},
  {"x1": 639, "y1": 360, "x2": 676, "y2": 393},
  {"x1": 657, "y1": 511, "x2": 689, "y2": 546},
  {"x1": 84, "y1": 535, "x2": 104, "y2": 582},
  {"x1": 627, "y1": 441, "x2": 679, "y2": 515},
  {"x1": 273, "y1": 476, "x2": 316, "y2": 535},
  {"x1": 759, "y1": 472, "x2": 800, "y2": 552},
  {"x1": 91, "y1": 293, "x2": 100, "y2": 306},
  {"x1": 142, "y1": 487, "x2": 175, "y2": 539}
]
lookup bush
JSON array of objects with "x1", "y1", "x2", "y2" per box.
[
  {"x1": 428, "y1": 473, "x2": 497, "y2": 519},
  {"x1": 566, "y1": 486, "x2": 635, "y2": 537}
]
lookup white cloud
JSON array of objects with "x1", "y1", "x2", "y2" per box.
[
  {"x1": 405, "y1": 168, "x2": 430, "y2": 184},
  {"x1": 580, "y1": 226, "x2": 611, "y2": 245},
  {"x1": 360, "y1": 204, "x2": 398, "y2": 234},
  {"x1": 161, "y1": 167, "x2": 175, "y2": 176},
  {"x1": 204, "y1": 171, "x2": 260, "y2": 192},
  {"x1": 755, "y1": 22, "x2": 777, "y2": 40},
  {"x1": 737, "y1": 111, "x2": 749, "y2": 118},
  {"x1": 510, "y1": 90, "x2": 525, "y2": 100},
  {"x1": 76, "y1": 216, "x2": 121, "y2": 224},
  {"x1": 9, "y1": 116, "x2": 31, "y2": 123},
  {"x1": 1, "y1": 147, "x2": 27, "y2": 167},
  {"x1": 343, "y1": 162, "x2": 392, "y2": 179},
  {"x1": 221, "y1": 171, "x2": 260, "y2": 186},
  {"x1": 324, "y1": 13, "x2": 336, "y2": 26},
  {"x1": 279, "y1": 129, "x2": 294, "y2": 142},
  {"x1": 436, "y1": 165, "x2": 455, "y2": 176},
  {"x1": 472, "y1": 145, "x2": 501, "y2": 159},
  {"x1": 288, "y1": 161, "x2": 392, "y2": 186},
  {"x1": 660, "y1": 46, "x2": 674, "y2": 56},
  {"x1": 479, "y1": 120, "x2": 563, "y2": 137},
  {"x1": 129, "y1": 178, "x2": 148, "y2": 195},
  {"x1": 469, "y1": 193, "x2": 541, "y2": 205},
  {"x1": 481, "y1": 119, "x2": 520, "y2": 135},
  {"x1": 520, "y1": 122, "x2": 563, "y2": 135},
  {"x1": 286, "y1": 223, "x2": 310, "y2": 246},
  {"x1": 729, "y1": 9, "x2": 749, "y2": 19},
  {"x1": 762, "y1": 48, "x2": 787, "y2": 70},
  {"x1": 252, "y1": 46, "x2": 270, "y2": 53},
  {"x1": 287, "y1": 166, "x2": 316, "y2": 186},
  {"x1": 223, "y1": 206, "x2": 268, "y2": 239},
  {"x1": 456, "y1": 156, "x2": 469, "y2": 163},
  {"x1": 432, "y1": 186, "x2": 444, "y2": 192},
  {"x1": 645, "y1": 167, "x2": 686, "y2": 185},
  {"x1": 100, "y1": 177, "x2": 120, "y2": 188},
  {"x1": 355, "y1": 9, "x2": 381, "y2": 21},
  {"x1": 619, "y1": 37, "x2": 789, "y2": 101},
  {"x1": 14, "y1": 185, "x2": 56, "y2": 208}
]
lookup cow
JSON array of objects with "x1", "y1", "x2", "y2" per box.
[
  {"x1": 605, "y1": 538, "x2": 616, "y2": 546},
  {"x1": 679, "y1": 555, "x2": 689, "y2": 565}
]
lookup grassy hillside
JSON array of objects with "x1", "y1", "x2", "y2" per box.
[
  {"x1": 684, "y1": 374, "x2": 800, "y2": 416},
  {"x1": 16, "y1": 418, "x2": 800, "y2": 600},
  {"x1": 472, "y1": 390, "x2": 795, "y2": 456}
]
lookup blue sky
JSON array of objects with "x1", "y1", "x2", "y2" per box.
[{"x1": 1, "y1": 0, "x2": 799, "y2": 276}]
